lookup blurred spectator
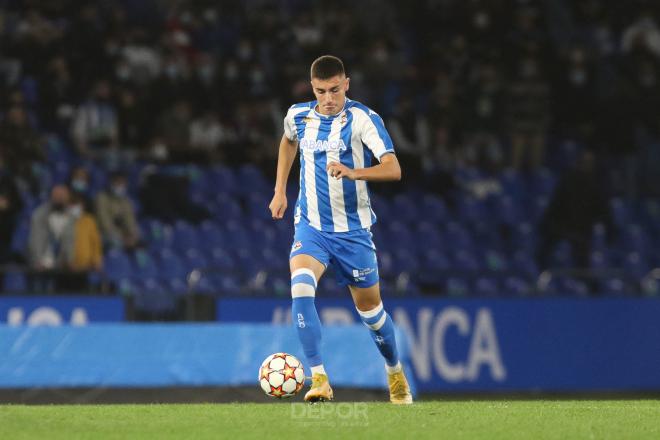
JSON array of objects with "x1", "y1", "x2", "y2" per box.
[
  {"x1": 68, "y1": 165, "x2": 91, "y2": 201},
  {"x1": 387, "y1": 95, "x2": 430, "y2": 178},
  {"x1": 95, "y1": 172, "x2": 139, "y2": 250},
  {"x1": 28, "y1": 185, "x2": 74, "y2": 271},
  {"x1": 0, "y1": 105, "x2": 45, "y2": 186},
  {"x1": 189, "y1": 110, "x2": 226, "y2": 160},
  {"x1": 154, "y1": 100, "x2": 192, "y2": 159},
  {"x1": 553, "y1": 47, "x2": 597, "y2": 144},
  {"x1": 506, "y1": 56, "x2": 551, "y2": 170},
  {"x1": 621, "y1": 9, "x2": 660, "y2": 58},
  {"x1": 536, "y1": 151, "x2": 613, "y2": 270},
  {"x1": 38, "y1": 56, "x2": 76, "y2": 135},
  {"x1": 0, "y1": 159, "x2": 22, "y2": 265},
  {"x1": 67, "y1": 192, "x2": 103, "y2": 274},
  {"x1": 71, "y1": 80, "x2": 119, "y2": 157},
  {"x1": 116, "y1": 88, "x2": 150, "y2": 150}
]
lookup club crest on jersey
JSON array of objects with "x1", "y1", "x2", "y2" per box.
[
  {"x1": 300, "y1": 138, "x2": 348, "y2": 153},
  {"x1": 340, "y1": 113, "x2": 347, "y2": 125},
  {"x1": 292, "y1": 241, "x2": 302, "y2": 252}
]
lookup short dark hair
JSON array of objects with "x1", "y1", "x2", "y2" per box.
[{"x1": 310, "y1": 55, "x2": 345, "y2": 80}]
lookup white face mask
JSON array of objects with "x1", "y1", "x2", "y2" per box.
[{"x1": 69, "y1": 205, "x2": 82, "y2": 218}]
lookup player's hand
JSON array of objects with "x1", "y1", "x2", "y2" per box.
[
  {"x1": 326, "y1": 162, "x2": 356, "y2": 180},
  {"x1": 269, "y1": 192, "x2": 287, "y2": 220}
]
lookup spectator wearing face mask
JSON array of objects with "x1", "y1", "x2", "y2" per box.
[
  {"x1": 65, "y1": 193, "x2": 103, "y2": 273},
  {"x1": 28, "y1": 185, "x2": 75, "y2": 271},
  {"x1": 95, "y1": 171, "x2": 140, "y2": 249}
]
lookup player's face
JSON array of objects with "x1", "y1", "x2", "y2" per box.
[{"x1": 311, "y1": 75, "x2": 349, "y2": 116}]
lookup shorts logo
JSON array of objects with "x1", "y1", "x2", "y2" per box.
[
  {"x1": 292, "y1": 241, "x2": 302, "y2": 252},
  {"x1": 352, "y1": 267, "x2": 375, "y2": 282}
]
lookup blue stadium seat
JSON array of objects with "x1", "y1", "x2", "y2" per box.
[
  {"x1": 623, "y1": 252, "x2": 649, "y2": 279},
  {"x1": 224, "y1": 220, "x2": 251, "y2": 250},
  {"x1": 492, "y1": 195, "x2": 523, "y2": 226},
  {"x1": 236, "y1": 164, "x2": 269, "y2": 195},
  {"x1": 208, "y1": 248, "x2": 236, "y2": 271},
  {"x1": 386, "y1": 221, "x2": 415, "y2": 252},
  {"x1": 415, "y1": 221, "x2": 443, "y2": 249},
  {"x1": 452, "y1": 249, "x2": 481, "y2": 271},
  {"x1": 209, "y1": 165, "x2": 238, "y2": 195},
  {"x1": 503, "y1": 276, "x2": 532, "y2": 296},
  {"x1": 610, "y1": 198, "x2": 632, "y2": 228},
  {"x1": 172, "y1": 221, "x2": 200, "y2": 252},
  {"x1": 599, "y1": 278, "x2": 628, "y2": 296},
  {"x1": 550, "y1": 240, "x2": 574, "y2": 269},
  {"x1": 392, "y1": 249, "x2": 420, "y2": 274},
  {"x1": 474, "y1": 277, "x2": 500, "y2": 296},
  {"x1": 420, "y1": 194, "x2": 448, "y2": 223},
  {"x1": 457, "y1": 197, "x2": 487, "y2": 224},
  {"x1": 391, "y1": 194, "x2": 418, "y2": 224},
  {"x1": 183, "y1": 248, "x2": 208, "y2": 273},
  {"x1": 2, "y1": 271, "x2": 27, "y2": 292},
  {"x1": 512, "y1": 250, "x2": 539, "y2": 278},
  {"x1": 156, "y1": 248, "x2": 186, "y2": 279},
  {"x1": 420, "y1": 249, "x2": 451, "y2": 272},
  {"x1": 104, "y1": 249, "x2": 132, "y2": 282},
  {"x1": 446, "y1": 277, "x2": 470, "y2": 296},
  {"x1": 378, "y1": 250, "x2": 395, "y2": 278},
  {"x1": 370, "y1": 195, "x2": 391, "y2": 224},
  {"x1": 444, "y1": 222, "x2": 474, "y2": 251},
  {"x1": 499, "y1": 169, "x2": 525, "y2": 199},
  {"x1": 199, "y1": 221, "x2": 226, "y2": 248},
  {"x1": 133, "y1": 249, "x2": 159, "y2": 279},
  {"x1": 483, "y1": 249, "x2": 509, "y2": 272},
  {"x1": 529, "y1": 168, "x2": 556, "y2": 197},
  {"x1": 511, "y1": 222, "x2": 536, "y2": 252},
  {"x1": 209, "y1": 273, "x2": 242, "y2": 295}
]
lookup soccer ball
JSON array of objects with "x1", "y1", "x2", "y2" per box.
[{"x1": 259, "y1": 352, "x2": 306, "y2": 398}]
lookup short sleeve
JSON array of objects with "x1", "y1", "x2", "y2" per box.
[
  {"x1": 358, "y1": 109, "x2": 395, "y2": 161},
  {"x1": 283, "y1": 110, "x2": 297, "y2": 141}
]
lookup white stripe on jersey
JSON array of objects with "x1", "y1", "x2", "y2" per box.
[
  {"x1": 326, "y1": 116, "x2": 349, "y2": 232},
  {"x1": 349, "y1": 106, "x2": 390, "y2": 161},
  {"x1": 348, "y1": 108, "x2": 375, "y2": 228},
  {"x1": 300, "y1": 109, "x2": 322, "y2": 229}
]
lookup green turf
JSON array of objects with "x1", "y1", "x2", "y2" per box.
[{"x1": 1, "y1": 401, "x2": 659, "y2": 439}]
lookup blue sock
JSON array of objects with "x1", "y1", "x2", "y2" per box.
[
  {"x1": 291, "y1": 269, "x2": 323, "y2": 368},
  {"x1": 358, "y1": 303, "x2": 399, "y2": 367}
]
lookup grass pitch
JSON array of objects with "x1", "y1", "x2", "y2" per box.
[{"x1": 1, "y1": 400, "x2": 659, "y2": 439}]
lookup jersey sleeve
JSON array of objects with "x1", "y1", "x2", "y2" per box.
[
  {"x1": 358, "y1": 109, "x2": 395, "y2": 161},
  {"x1": 283, "y1": 108, "x2": 298, "y2": 141}
]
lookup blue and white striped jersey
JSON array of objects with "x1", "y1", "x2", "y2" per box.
[{"x1": 283, "y1": 98, "x2": 395, "y2": 232}]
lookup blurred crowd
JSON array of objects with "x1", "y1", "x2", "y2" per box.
[{"x1": 0, "y1": 0, "x2": 660, "y2": 294}]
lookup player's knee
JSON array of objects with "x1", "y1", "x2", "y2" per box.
[
  {"x1": 291, "y1": 268, "x2": 317, "y2": 298},
  {"x1": 356, "y1": 302, "x2": 387, "y2": 330}
]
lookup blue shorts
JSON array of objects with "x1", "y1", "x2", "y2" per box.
[{"x1": 289, "y1": 221, "x2": 379, "y2": 288}]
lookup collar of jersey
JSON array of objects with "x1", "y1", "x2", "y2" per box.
[{"x1": 312, "y1": 98, "x2": 350, "y2": 119}]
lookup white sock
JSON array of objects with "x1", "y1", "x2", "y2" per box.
[
  {"x1": 385, "y1": 361, "x2": 402, "y2": 374},
  {"x1": 311, "y1": 364, "x2": 327, "y2": 376}
]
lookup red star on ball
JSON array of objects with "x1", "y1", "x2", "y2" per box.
[
  {"x1": 283, "y1": 364, "x2": 296, "y2": 381},
  {"x1": 270, "y1": 386, "x2": 284, "y2": 397}
]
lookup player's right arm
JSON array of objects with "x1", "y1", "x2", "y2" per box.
[{"x1": 269, "y1": 134, "x2": 298, "y2": 219}]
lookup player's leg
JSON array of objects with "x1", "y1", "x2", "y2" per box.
[
  {"x1": 288, "y1": 222, "x2": 333, "y2": 401},
  {"x1": 330, "y1": 227, "x2": 412, "y2": 404},
  {"x1": 349, "y1": 283, "x2": 412, "y2": 404},
  {"x1": 290, "y1": 254, "x2": 333, "y2": 402}
]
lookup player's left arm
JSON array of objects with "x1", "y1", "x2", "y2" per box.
[{"x1": 327, "y1": 153, "x2": 401, "y2": 182}]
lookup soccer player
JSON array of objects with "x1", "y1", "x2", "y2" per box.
[{"x1": 268, "y1": 55, "x2": 413, "y2": 404}]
